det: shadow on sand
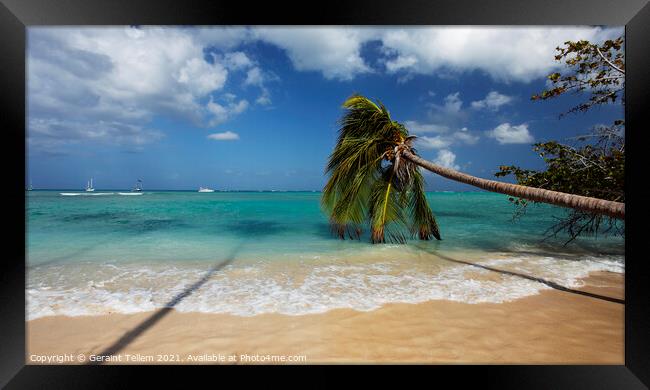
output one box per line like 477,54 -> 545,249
87,243 -> 244,364
414,245 -> 624,305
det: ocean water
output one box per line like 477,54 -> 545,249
26,191 -> 624,319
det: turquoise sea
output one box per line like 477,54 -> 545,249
26,191 -> 624,319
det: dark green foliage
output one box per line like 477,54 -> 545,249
498,36 -> 625,243
496,123 -> 625,243
531,37 -> 624,116
322,95 -> 440,244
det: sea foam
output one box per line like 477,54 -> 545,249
27,253 -> 624,320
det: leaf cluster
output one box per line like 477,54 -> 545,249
322,95 -> 440,243
531,36 -> 624,116
496,122 -> 625,243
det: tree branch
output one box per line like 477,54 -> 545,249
596,46 -> 625,74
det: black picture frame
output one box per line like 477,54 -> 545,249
2,0 -> 648,387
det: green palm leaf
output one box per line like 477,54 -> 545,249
322,94 -> 442,244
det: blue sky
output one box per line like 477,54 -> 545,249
27,26 -> 624,191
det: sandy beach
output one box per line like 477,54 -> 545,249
27,271 -> 623,364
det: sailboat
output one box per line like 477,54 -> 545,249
62,178 -> 112,196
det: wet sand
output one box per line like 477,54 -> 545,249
27,271 -> 624,364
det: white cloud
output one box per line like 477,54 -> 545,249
416,136 -> 453,150
413,126 -> 479,150
423,92 -> 469,126
404,120 -> 449,134
192,27 -> 254,50
488,123 -> 534,144
186,26 -> 622,83
441,92 -> 462,113
27,26 -> 622,155
433,149 -> 460,170
175,57 -> 228,96
206,98 -> 249,126
253,27 -> 373,80
471,91 -> 514,110
240,66 -> 279,105
454,127 -> 480,144
28,118 -> 164,150
207,131 -> 240,141
28,26 -> 255,153
244,67 -> 264,86
378,26 -> 621,82
200,26 -> 619,83
220,51 -> 254,70
255,89 -> 272,106
385,54 -> 418,72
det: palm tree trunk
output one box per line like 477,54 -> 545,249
402,150 -> 625,220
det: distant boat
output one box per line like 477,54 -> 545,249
85,178 -> 95,192
198,186 -> 215,193
132,179 -> 143,192
27,180 -> 33,191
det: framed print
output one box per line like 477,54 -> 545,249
1,0 -> 648,387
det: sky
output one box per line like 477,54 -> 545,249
26,26 -> 624,191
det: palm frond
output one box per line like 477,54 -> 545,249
408,168 -> 441,240
322,94 -> 442,243
368,165 -> 408,243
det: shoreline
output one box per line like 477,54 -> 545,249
27,271 -> 624,364
27,248 -> 624,320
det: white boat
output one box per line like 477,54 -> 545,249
118,192 -> 143,196
132,179 -> 143,192
85,178 -> 95,192
198,186 -> 215,193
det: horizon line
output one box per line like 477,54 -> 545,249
25,188 -> 489,193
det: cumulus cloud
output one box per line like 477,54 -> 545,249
470,91 -> 514,110
189,26 -> 622,83
27,25 -> 621,155
253,27 -> 373,80
207,131 -> 240,141
28,26 -> 254,153
408,92 -> 480,151
441,92 -> 463,112
243,66 -> 278,105
206,98 -> 249,126
414,127 -> 479,150
433,149 -> 460,170
404,120 -> 449,134
255,89 -> 272,106
416,136 -> 453,150
28,118 -> 164,150
219,51 -> 254,70
488,123 -> 534,144
422,92 -> 470,127
407,92 -> 479,150
454,127 -> 480,144
378,26 -> 621,82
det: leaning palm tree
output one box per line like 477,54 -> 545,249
322,95 -> 625,244
322,95 -> 440,243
